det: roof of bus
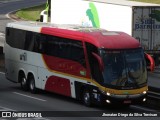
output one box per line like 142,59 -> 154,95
7,21 -> 140,49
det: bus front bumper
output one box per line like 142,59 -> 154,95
100,93 -> 147,105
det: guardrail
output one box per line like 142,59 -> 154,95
148,87 -> 160,100
148,91 -> 160,100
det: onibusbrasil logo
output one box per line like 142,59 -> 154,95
86,2 -> 100,28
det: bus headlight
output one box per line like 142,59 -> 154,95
143,91 -> 147,94
106,92 -> 111,96
106,100 -> 111,104
143,98 -> 146,102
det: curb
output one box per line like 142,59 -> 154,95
6,11 -> 27,22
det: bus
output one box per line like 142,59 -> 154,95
4,21 -> 149,106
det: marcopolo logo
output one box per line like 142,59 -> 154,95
135,10 -> 160,30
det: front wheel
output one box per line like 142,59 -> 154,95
29,77 -> 37,94
82,90 -> 92,107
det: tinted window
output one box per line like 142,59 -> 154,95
6,27 -> 26,49
44,35 -> 86,67
6,27 -> 86,67
24,31 -> 34,51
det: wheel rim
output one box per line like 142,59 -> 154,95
84,92 -> 90,105
30,80 -> 34,90
21,78 -> 26,85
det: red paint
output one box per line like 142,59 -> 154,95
41,27 -> 140,49
42,54 -> 89,78
92,52 -> 104,71
84,32 -> 140,49
83,42 -> 92,79
145,53 -> 155,72
45,76 -> 71,97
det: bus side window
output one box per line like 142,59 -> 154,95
6,28 -> 10,36
32,33 -> 39,52
45,35 -> 86,67
70,42 -> 86,67
86,42 -> 103,83
6,27 -> 12,46
24,31 -> 34,51
6,28 -> 26,49
33,34 -> 47,53
15,29 -> 26,49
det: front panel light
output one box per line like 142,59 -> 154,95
143,91 -> 147,94
106,92 -> 111,96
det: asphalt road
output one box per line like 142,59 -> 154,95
148,73 -> 160,88
0,0 -> 160,120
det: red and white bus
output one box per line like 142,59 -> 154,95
4,21 -> 149,106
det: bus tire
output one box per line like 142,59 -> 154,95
19,73 -> 28,91
82,90 -> 92,107
29,76 -> 37,94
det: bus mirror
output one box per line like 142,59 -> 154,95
145,53 -> 155,72
92,52 -> 104,71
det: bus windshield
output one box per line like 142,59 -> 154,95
100,48 -> 147,89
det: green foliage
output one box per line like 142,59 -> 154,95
16,4 -> 45,21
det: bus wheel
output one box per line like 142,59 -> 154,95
82,90 -> 92,107
20,75 -> 28,91
29,77 -> 37,94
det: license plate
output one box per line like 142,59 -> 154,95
124,100 -> 131,104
